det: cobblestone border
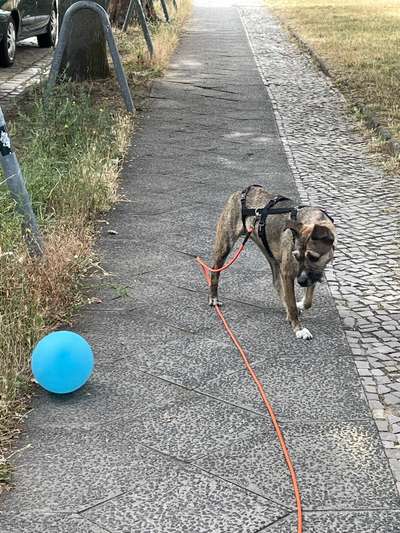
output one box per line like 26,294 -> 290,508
239,6 -> 400,496
0,48 -> 51,109
281,19 -> 400,158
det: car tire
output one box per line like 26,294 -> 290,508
37,7 -> 57,48
0,18 -> 16,67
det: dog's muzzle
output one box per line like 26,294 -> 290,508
297,270 -> 322,287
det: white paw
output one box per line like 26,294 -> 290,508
296,299 -> 305,313
208,297 -> 222,307
296,327 -> 313,340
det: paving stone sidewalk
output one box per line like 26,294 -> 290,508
0,40 -> 51,106
1,1 -> 400,531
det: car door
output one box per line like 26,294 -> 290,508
18,0 -> 38,38
34,0 -> 53,33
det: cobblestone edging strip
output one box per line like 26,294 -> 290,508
239,6 -> 400,494
0,43 -> 51,106
284,25 -> 400,158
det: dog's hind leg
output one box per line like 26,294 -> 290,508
209,194 -> 243,306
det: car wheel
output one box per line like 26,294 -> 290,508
37,7 -> 57,48
0,18 -> 16,67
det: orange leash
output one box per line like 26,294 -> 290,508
196,233 -> 303,533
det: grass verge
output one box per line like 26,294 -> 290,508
0,0 -> 191,492
266,0 -> 400,167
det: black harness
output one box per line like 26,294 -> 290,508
240,184 -> 334,258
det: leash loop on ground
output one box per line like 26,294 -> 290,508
196,238 -> 303,533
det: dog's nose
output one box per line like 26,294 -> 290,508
297,271 -> 314,287
297,277 -> 310,288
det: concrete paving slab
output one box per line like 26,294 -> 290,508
79,275 -> 360,361
2,424 -> 184,513
76,310 -> 193,366
98,205 -> 216,253
134,335 -> 257,388
195,419 -> 399,510
135,242 -> 338,309
197,294 -> 351,359
260,510 -> 400,533
91,238 -> 194,281
90,283 -> 219,333
197,354 -> 369,421
27,365 -> 191,430
0,513 -> 108,533
125,393 -> 277,462
83,466 -> 289,533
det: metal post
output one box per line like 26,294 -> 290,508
159,0 -> 170,22
48,1 -> 135,113
0,108 -> 43,257
123,0 -> 154,58
122,0 -> 136,31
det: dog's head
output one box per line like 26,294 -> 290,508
287,218 -> 336,288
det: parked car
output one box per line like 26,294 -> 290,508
0,0 -> 58,67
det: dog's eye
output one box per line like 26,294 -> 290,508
307,253 -> 320,263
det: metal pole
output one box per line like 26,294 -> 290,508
103,23 -> 134,113
122,0 -> 136,31
0,108 -> 43,257
123,0 -> 154,58
48,1 -> 135,113
172,0 -> 177,10
159,0 -> 170,22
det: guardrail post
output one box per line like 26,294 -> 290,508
48,1 -> 135,113
122,0 -> 136,31
159,0 -> 170,22
0,108 -> 43,257
123,0 -> 154,58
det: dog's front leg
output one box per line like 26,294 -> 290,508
297,285 -> 315,313
282,275 -> 313,340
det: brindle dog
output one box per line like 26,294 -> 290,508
209,186 -> 336,340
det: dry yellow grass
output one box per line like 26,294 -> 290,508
267,0 -> 400,146
116,0 -> 192,78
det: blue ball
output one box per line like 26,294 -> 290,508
31,331 -> 94,394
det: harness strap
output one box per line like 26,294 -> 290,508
241,184 -> 263,231
240,185 -> 335,258
241,185 -> 292,258
257,197 -> 292,257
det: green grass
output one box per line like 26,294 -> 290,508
267,0 -> 400,163
0,0 -> 192,490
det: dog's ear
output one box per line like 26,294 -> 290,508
311,224 -> 335,245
